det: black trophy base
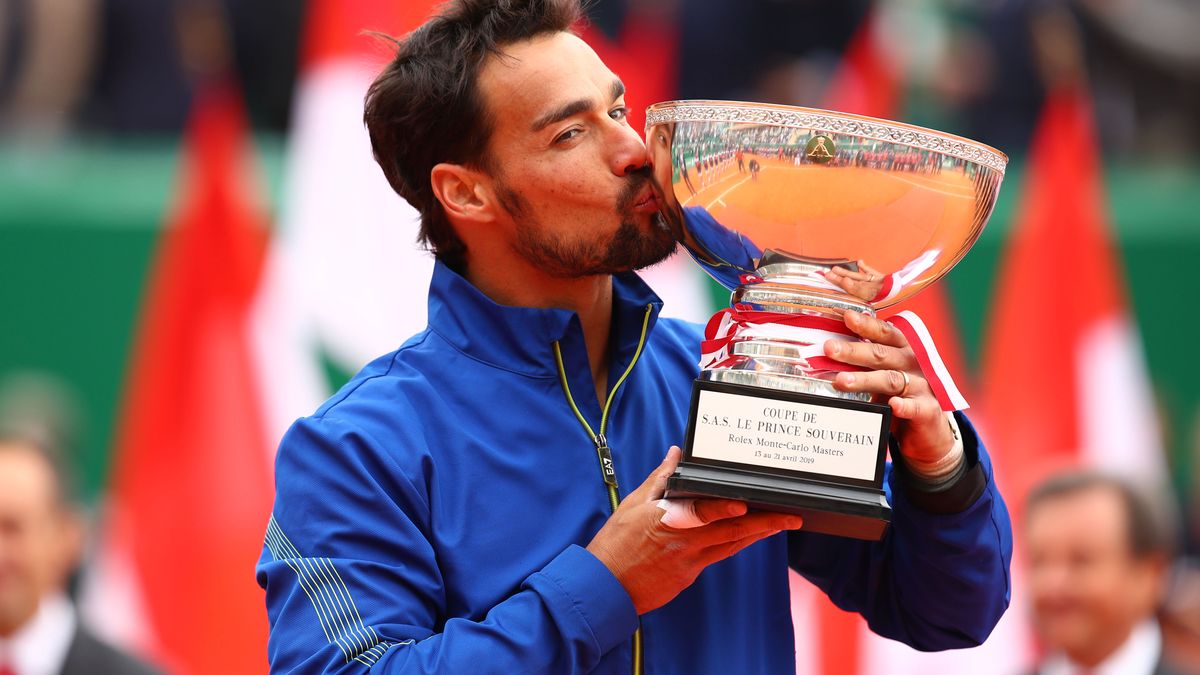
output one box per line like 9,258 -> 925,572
666,462 -> 892,541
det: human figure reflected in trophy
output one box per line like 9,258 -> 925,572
646,101 -> 1006,540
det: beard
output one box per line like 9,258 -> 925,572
498,168 -> 677,278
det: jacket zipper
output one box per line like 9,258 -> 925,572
552,303 -> 654,675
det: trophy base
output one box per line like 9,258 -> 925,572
666,463 -> 891,540
673,378 -> 893,541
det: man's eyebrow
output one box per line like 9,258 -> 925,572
611,78 -> 625,101
529,78 -> 627,133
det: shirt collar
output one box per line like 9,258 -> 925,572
0,593 -> 76,675
1040,619 -> 1162,675
425,261 -> 664,376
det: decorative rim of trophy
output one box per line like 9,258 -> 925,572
646,99 -> 1008,175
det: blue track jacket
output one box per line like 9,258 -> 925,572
257,262 -> 1013,674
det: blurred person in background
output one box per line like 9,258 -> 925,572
0,0 -> 99,136
0,434 -> 161,675
1023,471 -> 1188,675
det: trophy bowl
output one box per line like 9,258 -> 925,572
646,100 -> 1007,539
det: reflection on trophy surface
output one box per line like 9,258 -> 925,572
647,100 -> 1007,539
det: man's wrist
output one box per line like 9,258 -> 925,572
893,412 -> 987,515
903,412 -> 965,487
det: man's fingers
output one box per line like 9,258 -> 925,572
842,310 -> 909,349
699,528 -> 783,567
889,392 -> 943,423
825,272 -> 870,297
657,498 -> 747,529
634,446 -> 682,502
701,511 -> 803,545
689,498 -> 748,525
832,369 -> 929,399
857,259 -> 883,277
828,266 -> 869,281
825,335 -> 917,373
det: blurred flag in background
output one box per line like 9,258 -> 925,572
82,83 -> 273,674
982,84 -> 1166,518
250,0 -> 439,450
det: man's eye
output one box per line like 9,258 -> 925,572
610,107 -> 630,121
555,128 -> 582,144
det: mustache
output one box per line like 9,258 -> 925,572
616,165 -> 654,211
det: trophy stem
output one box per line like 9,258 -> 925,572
731,283 -> 873,320
701,281 -> 875,403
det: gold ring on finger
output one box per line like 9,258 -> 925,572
898,370 -> 910,397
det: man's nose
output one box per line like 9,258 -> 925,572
1032,561 -> 1071,596
610,120 -> 650,176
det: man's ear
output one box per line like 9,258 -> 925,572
430,163 -> 495,225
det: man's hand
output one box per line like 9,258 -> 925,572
823,310 -> 960,477
824,259 -> 886,302
586,447 -> 803,615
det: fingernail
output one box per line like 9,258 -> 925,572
842,373 -> 856,385
828,342 -> 841,355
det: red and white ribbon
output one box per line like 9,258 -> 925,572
699,307 -> 969,412
887,310 -> 969,411
870,251 -> 939,305
700,308 -> 869,375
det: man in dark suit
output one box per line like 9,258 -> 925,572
1024,471 -> 1187,675
0,436 -> 161,675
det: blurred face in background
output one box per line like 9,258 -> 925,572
0,443 -> 82,636
1025,486 -> 1165,667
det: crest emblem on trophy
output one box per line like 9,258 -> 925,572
805,134 -> 836,163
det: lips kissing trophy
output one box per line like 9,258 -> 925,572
645,101 -> 1006,540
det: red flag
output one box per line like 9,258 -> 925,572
822,12 -> 898,119
301,0 -> 420,68
96,84 -> 273,674
981,86 -> 1163,518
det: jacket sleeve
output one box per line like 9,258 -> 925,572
256,415 -> 638,674
786,413 -> 1013,651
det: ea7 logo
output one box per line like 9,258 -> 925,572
602,457 -> 615,477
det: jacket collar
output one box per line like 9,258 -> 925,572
425,261 -> 664,377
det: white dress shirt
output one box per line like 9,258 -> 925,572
0,594 -> 76,675
1041,619 -> 1163,675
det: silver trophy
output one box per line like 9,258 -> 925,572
646,101 -> 1006,540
